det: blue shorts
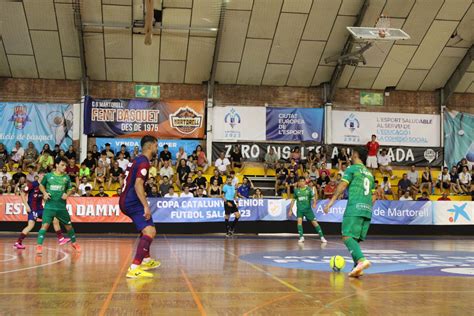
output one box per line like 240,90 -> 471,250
28,210 -> 43,222
121,206 -> 154,232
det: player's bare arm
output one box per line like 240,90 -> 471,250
39,183 -> 51,201
20,191 -> 31,213
324,181 -> 348,213
135,177 -> 151,219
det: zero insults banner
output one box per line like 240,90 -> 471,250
327,144 -> 444,167
95,138 -> 201,162
212,106 -> 266,141
83,96 -> 205,138
331,110 -> 441,147
0,102 -> 73,151
0,196 -> 471,225
266,107 -> 324,142
212,142 -> 325,162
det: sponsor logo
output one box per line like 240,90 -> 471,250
343,113 -> 360,133
267,200 -> 282,217
9,106 -> 30,130
423,148 -> 436,163
169,107 -> 203,135
224,108 -> 241,129
447,203 -> 470,223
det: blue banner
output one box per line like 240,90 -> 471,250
0,102 -> 73,152
147,198 -> 456,224
96,138 -> 201,162
266,107 -> 324,142
444,111 -> 474,168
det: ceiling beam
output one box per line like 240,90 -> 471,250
439,45 -> 473,106
207,0 -> 227,105
325,0 -> 370,103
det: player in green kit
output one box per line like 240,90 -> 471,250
324,148 -> 375,277
36,157 -> 81,255
289,177 -> 327,243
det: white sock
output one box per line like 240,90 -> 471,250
130,264 -> 139,270
142,257 -> 151,263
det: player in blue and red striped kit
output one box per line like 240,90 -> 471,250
119,135 -> 161,278
13,174 -> 69,249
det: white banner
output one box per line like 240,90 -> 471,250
433,202 -> 473,225
331,110 -> 441,147
213,106 -> 266,141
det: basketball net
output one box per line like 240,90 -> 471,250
376,14 -> 390,38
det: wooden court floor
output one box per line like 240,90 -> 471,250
1,234 -> 474,315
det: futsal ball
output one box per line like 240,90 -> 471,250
330,255 -> 346,272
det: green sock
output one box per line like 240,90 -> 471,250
67,228 -> 77,243
297,224 -> 303,238
314,225 -> 324,238
344,237 -> 365,264
37,229 -> 46,245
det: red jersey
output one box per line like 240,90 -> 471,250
119,155 -> 150,210
366,141 -> 380,156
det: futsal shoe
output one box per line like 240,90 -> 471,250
71,243 -> 81,252
13,242 -> 25,249
36,245 -> 43,255
298,237 -> 305,243
348,260 -> 371,278
58,237 -> 71,246
141,259 -> 161,271
126,267 -> 154,279
320,237 -> 328,243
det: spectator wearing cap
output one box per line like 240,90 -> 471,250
264,147 -> 278,177
101,143 -> 115,160
115,144 -> 131,160
9,141 -> 25,171
195,145 -> 209,173
65,145 -> 77,160
159,145 -> 172,169
22,142 -> 38,170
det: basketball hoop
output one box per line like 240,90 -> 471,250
376,14 -> 390,39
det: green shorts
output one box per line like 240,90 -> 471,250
342,216 -> 371,241
42,208 -> 72,226
297,208 -> 315,221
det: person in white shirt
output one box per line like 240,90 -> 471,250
164,187 -> 179,198
407,165 -> 420,193
159,160 -> 174,180
377,149 -> 395,179
78,176 -> 93,195
381,176 -> 393,195
458,166 -> 472,194
399,191 -> 413,201
215,152 -> 231,175
117,152 -> 130,172
175,147 -> 188,166
436,167 -> 451,193
9,141 -> 25,170
180,185 -> 194,198
0,167 -> 12,185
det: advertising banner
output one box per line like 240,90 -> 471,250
83,96 -> 205,138
444,110 -> 474,169
0,102 -> 73,151
95,138 -> 201,162
331,110 -> 441,147
0,196 -> 471,225
212,142 -> 324,162
266,107 -> 324,142
212,106 -> 266,141
327,144 -> 444,167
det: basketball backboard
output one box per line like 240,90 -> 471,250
347,27 -> 411,41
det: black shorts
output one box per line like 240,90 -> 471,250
224,200 -> 238,215
436,182 -> 449,189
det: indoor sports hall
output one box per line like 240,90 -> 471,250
0,0 -> 473,315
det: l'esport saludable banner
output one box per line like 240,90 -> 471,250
83,96 -> 205,138
0,196 -> 472,225
0,102 -> 73,151
331,110 -> 441,147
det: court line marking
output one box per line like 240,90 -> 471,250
98,244 -> 133,316
164,235 -> 207,316
0,247 -> 68,275
0,254 -> 18,263
243,293 -> 296,316
221,246 -> 303,293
